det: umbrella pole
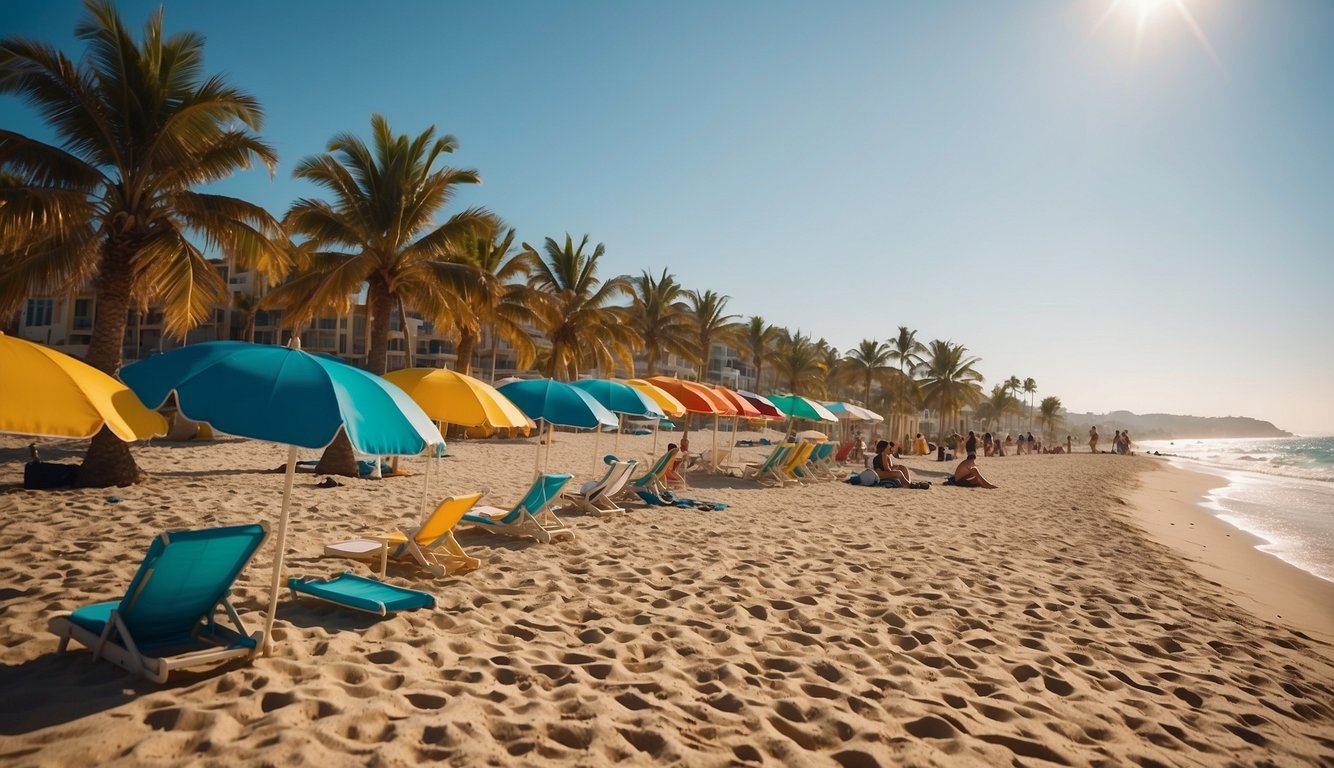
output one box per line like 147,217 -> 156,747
544,422 -> 554,475
712,415 -> 719,472
533,420 -> 543,479
651,422 -> 659,460
263,444 -> 298,656
614,414 -> 623,455
593,425 -> 601,478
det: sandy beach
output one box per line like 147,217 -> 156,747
1,431 -> 1332,766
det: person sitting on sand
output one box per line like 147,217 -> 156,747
953,452 -> 998,488
872,440 -> 912,486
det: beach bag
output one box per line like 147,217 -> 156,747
857,469 -> 879,486
24,461 -> 79,489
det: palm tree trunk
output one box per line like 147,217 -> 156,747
488,325 -> 500,383
78,237 -> 145,487
456,329 -> 477,377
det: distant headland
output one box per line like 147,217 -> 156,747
1063,411 -> 1292,440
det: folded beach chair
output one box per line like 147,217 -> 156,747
48,523 -> 268,683
288,572 -> 435,616
463,473 -> 574,543
625,447 -> 680,498
567,459 -> 638,516
742,444 -> 794,486
323,493 -> 484,577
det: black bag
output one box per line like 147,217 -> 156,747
24,461 -> 79,489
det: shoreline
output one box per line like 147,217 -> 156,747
1122,459 -> 1334,646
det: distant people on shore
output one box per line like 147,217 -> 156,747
952,451 -> 998,489
1016,432 -> 1026,455
1026,432 -> 1038,453
872,440 -> 913,486
912,433 -> 930,456
1004,434 -> 1015,454
1089,426 -> 1099,453
966,431 -> 978,456
1112,430 -> 1133,455
851,431 -> 866,463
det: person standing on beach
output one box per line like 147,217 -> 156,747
1089,426 -> 1099,453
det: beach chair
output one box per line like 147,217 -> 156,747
809,443 -> 838,479
742,444 -> 794,486
625,447 -> 680,498
48,523 -> 268,683
782,442 -> 818,484
288,572 -> 435,616
662,452 -> 690,491
463,473 -> 574,543
567,459 -> 638,516
833,443 -> 853,464
323,493 -> 484,577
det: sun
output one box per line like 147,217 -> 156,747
1093,0 -> 1221,65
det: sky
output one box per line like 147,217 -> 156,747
4,1 -> 1333,434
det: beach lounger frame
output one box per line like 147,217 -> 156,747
742,444 -> 795,486
324,493 -> 484,577
463,473 -> 575,543
567,459 -> 638,516
623,447 -> 680,498
48,523 -> 269,684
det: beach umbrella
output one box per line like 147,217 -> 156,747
796,430 -> 830,442
625,379 -> 688,458
736,390 -> 787,420
767,394 -> 838,440
497,379 -> 618,475
646,377 -> 735,472
708,386 -> 764,465
120,340 -> 440,654
571,379 -> 666,471
0,331 -> 167,441
824,401 -> 885,442
382,367 -> 535,508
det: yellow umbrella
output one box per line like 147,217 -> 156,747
625,379 -> 687,418
626,379 -> 688,458
383,368 -> 534,431
0,331 -> 166,440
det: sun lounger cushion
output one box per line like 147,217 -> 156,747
289,572 -> 435,615
636,490 -> 728,511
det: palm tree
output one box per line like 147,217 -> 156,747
0,1 -> 287,486
1022,377 -> 1037,431
438,225 -> 535,378
918,340 -> 984,442
1039,395 -> 1064,443
813,339 -> 844,400
739,316 -> 778,392
684,289 -> 740,383
874,368 -> 920,443
1003,375 -> 1022,433
977,384 -> 1015,433
841,339 -> 894,406
232,293 -> 260,343
626,269 -> 692,376
266,114 -> 490,376
523,234 -> 637,380
770,329 -> 823,395
888,326 -> 926,378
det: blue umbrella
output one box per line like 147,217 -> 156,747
498,379 -> 618,475
121,340 -> 440,653
570,379 -> 666,473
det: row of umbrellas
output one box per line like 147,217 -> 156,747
0,333 -> 891,652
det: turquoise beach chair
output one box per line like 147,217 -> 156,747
288,572 -> 435,616
463,473 -> 574,543
48,523 -> 269,683
742,444 -> 794,486
626,447 -> 680,497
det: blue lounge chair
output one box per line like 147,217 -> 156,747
626,447 -> 680,497
567,459 -> 638,516
463,473 -> 574,543
288,572 -> 435,616
48,523 -> 269,683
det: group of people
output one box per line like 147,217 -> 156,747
1087,427 -> 1134,455
865,433 -> 997,489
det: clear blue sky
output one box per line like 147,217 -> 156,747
5,1 -> 1332,433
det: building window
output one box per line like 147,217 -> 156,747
24,298 -> 53,327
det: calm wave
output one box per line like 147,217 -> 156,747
1139,437 -> 1334,583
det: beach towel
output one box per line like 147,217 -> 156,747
635,490 -> 728,512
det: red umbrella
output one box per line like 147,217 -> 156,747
736,390 -> 787,419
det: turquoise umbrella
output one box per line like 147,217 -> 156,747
121,340 -> 440,654
767,393 -> 838,440
498,379 -> 618,475
571,379 -> 666,471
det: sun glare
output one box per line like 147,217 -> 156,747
1092,0 -> 1222,67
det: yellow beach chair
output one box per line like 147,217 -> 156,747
324,493 -> 484,577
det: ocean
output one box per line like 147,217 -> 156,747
1137,436 -> 1334,583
